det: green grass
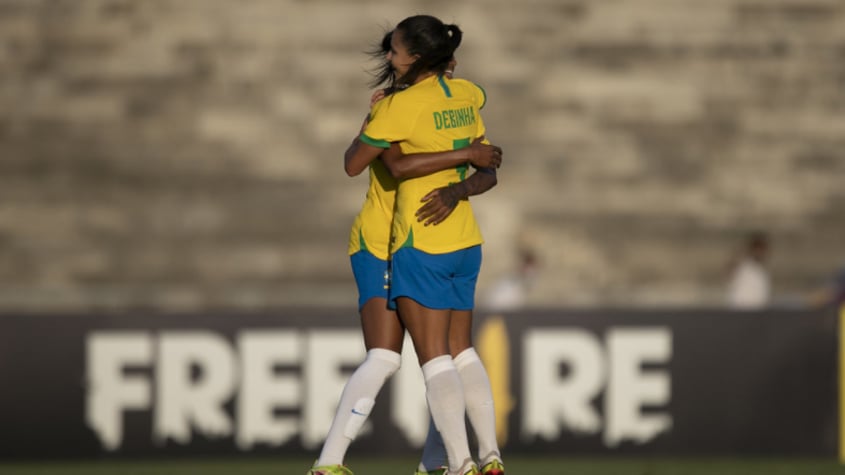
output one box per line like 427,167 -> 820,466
1,456 -> 844,475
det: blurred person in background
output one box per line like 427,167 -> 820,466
482,247 -> 538,313
726,231 -> 771,310
309,21 -> 504,475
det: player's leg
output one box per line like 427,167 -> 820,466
309,253 -> 404,474
398,297 -> 476,475
415,414 -> 447,474
451,246 -> 504,475
451,313 -> 501,467
314,300 -> 403,466
392,247 -> 477,475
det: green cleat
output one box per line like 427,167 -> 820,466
480,459 -> 504,475
466,465 -> 482,475
306,464 -> 354,475
456,462 -> 481,475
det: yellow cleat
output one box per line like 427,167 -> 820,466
306,464 -> 354,475
480,458 -> 504,475
456,462 -> 480,475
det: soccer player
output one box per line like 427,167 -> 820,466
306,29 -> 503,475
342,15 -> 504,475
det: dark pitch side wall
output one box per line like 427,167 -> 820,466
0,307 -> 838,460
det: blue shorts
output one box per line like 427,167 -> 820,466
350,250 -> 390,309
389,245 -> 482,311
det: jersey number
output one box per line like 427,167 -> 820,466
453,137 -> 470,181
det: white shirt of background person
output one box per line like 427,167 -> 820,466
726,258 -> 771,310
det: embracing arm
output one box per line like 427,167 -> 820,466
380,137 -> 502,179
344,115 -> 387,177
380,137 -> 502,225
461,166 -> 498,197
415,166 -> 498,226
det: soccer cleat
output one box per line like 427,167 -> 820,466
306,464 -> 354,475
480,459 -> 504,475
464,465 -> 481,475
453,462 -> 481,475
414,467 -> 446,475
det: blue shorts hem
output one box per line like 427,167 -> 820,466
389,246 -> 480,310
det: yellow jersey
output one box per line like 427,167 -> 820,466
360,75 -> 488,255
347,158 -> 396,260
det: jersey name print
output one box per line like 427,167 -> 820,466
433,106 -> 475,130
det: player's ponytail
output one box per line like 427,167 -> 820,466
445,24 -> 462,56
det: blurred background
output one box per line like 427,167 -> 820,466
2,2 -> 845,472
1,0 -> 844,312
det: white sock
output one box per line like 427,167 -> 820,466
317,348 -> 400,466
417,414 -> 447,472
422,355 -> 472,474
454,348 -> 500,463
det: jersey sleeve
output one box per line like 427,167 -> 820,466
471,82 -> 487,110
361,96 -> 420,146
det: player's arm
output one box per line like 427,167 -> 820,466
380,137 -> 502,179
344,114 -> 388,177
415,166 -> 497,226
344,87 -> 403,176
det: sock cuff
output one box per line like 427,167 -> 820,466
453,347 -> 481,370
367,348 -> 401,368
421,355 -> 455,381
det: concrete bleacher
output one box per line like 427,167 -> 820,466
1,0 -> 843,311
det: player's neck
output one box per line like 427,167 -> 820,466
413,71 -> 436,84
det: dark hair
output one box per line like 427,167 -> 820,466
748,231 -> 769,250
367,30 -> 395,90
368,15 -> 462,90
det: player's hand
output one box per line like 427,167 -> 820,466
467,137 -> 503,169
416,185 -> 463,226
370,89 -> 387,108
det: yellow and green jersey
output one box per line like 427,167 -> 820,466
347,158 -> 396,260
360,75 -> 488,255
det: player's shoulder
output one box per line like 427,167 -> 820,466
449,77 -> 482,88
372,89 -> 422,117
448,77 -> 482,89
370,95 -> 389,115
449,78 -> 487,108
